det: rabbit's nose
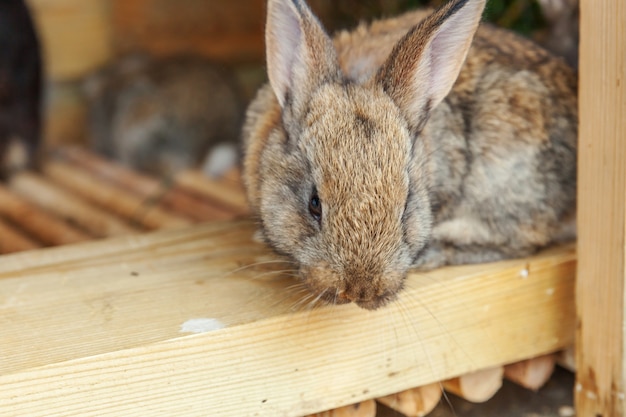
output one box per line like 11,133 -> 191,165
344,290 -> 393,310
337,290 -> 351,301
339,285 -> 376,303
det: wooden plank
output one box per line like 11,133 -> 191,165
0,184 -> 90,246
504,354 -> 556,391
0,217 -> 41,254
306,400 -> 376,417
175,169 -> 250,215
0,220 -> 575,416
110,0 -> 265,63
42,161 -> 191,230
443,366 -> 504,403
9,172 -> 140,238
56,147 -> 236,222
576,0 -> 626,415
26,0 -> 112,80
377,383 -> 441,417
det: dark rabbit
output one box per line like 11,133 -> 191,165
83,54 -> 244,177
242,0 -> 577,310
0,0 -> 42,176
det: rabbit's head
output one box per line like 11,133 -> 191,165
255,0 -> 485,309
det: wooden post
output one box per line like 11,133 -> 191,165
576,0 -> 626,415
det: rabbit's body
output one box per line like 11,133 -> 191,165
335,10 -> 578,267
84,55 -> 244,177
243,0 -> 577,309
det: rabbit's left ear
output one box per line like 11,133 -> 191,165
265,0 -> 340,115
376,0 -> 485,132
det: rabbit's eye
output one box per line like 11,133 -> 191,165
309,192 -> 322,223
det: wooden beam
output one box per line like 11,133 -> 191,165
0,221 -> 575,416
576,0 -> 626,415
110,0 -> 265,63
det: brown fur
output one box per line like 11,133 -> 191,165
84,54 -> 244,177
243,0 -> 577,310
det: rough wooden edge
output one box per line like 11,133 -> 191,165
0,221 -> 575,416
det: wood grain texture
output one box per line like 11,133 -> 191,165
175,169 -> 250,215
377,383 -> 441,416
110,0 -> 265,63
0,216 -> 41,253
56,147 -> 237,222
0,220 -> 575,416
576,0 -> 626,415
306,400 -> 376,417
0,184 -> 90,246
9,171 -> 139,238
42,161 -> 191,230
443,366 -> 504,403
504,354 -> 556,391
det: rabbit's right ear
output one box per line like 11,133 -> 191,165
376,0 -> 485,133
266,0 -> 340,115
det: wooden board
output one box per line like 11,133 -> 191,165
110,0 -> 266,63
26,0 -> 112,81
576,0 -> 626,415
0,221 -> 576,416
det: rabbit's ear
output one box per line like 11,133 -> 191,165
266,0 -> 340,112
376,0 -> 485,132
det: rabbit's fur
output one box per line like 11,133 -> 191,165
84,54 -> 244,177
242,0 -> 577,310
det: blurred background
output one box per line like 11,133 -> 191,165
23,0 -> 577,160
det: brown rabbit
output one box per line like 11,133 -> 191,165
242,0 -> 577,310
83,54 -> 244,177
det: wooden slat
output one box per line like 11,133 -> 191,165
504,354 -> 556,391
0,221 -> 575,416
0,216 -> 41,254
110,0 -> 265,63
576,0 -> 626,415
0,184 -> 90,246
175,169 -> 250,215
443,366 -> 504,403
56,147 -> 235,222
306,400 -> 376,417
42,161 -> 191,230
9,172 -> 140,238
377,383 -> 442,416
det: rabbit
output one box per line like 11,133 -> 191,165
242,0 -> 578,310
83,54 -> 244,177
0,0 -> 42,177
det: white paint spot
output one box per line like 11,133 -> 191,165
575,383 -> 582,392
180,318 -> 226,334
586,391 -> 598,400
546,288 -> 555,296
519,268 -> 529,278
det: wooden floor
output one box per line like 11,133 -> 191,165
0,148 -> 577,416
